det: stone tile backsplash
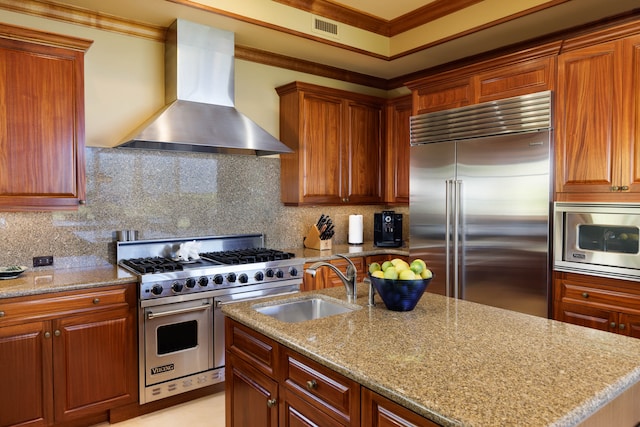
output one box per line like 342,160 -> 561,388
0,148 -> 408,268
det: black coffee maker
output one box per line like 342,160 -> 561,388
374,211 -> 403,247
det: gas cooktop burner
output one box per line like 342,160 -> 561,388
121,257 -> 187,274
200,248 -> 295,265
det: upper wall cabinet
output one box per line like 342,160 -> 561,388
277,82 -> 384,206
406,43 -> 559,116
0,23 -> 92,211
555,22 -> 640,201
384,95 -> 411,205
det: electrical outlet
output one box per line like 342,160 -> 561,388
33,256 -> 54,267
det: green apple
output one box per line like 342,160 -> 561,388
409,260 -> 424,274
420,268 -> 433,279
381,261 -> 393,272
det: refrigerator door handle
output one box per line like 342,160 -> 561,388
445,179 -> 452,298
454,179 -> 462,300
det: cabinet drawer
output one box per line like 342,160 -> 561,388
281,348 -> 359,424
225,317 -> 279,378
0,285 -> 132,325
559,281 -> 640,312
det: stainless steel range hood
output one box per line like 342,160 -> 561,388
118,19 -> 292,156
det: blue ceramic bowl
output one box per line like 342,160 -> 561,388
369,274 -> 432,311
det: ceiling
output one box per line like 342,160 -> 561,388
5,0 -> 640,83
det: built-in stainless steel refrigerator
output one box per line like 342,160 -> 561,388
409,91 -> 552,317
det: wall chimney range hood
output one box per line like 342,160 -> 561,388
118,19 -> 292,156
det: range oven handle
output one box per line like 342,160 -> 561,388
215,290 -> 299,308
146,302 -> 212,320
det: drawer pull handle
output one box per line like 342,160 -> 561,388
93,298 -> 100,304
581,292 -> 589,298
266,398 -> 277,408
306,379 -> 318,390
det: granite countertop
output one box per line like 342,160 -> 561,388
222,286 -> 640,427
0,265 -> 136,299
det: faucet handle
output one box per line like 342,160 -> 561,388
336,254 -> 357,278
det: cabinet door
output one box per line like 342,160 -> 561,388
555,301 -> 617,332
361,388 -> 441,427
555,41 -> 623,194
53,304 -> 137,422
621,34 -> 640,194
412,77 -> 473,115
476,56 -> 555,103
0,27 -> 88,210
301,93 -> 344,205
384,97 -> 411,205
226,353 -> 279,427
0,321 -> 53,427
344,100 -> 383,204
619,313 -> 640,338
302,261 -> 326,292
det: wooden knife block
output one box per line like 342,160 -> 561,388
303,225 -> 332,251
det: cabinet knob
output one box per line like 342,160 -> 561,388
78,199 -> 86,205
0,311 -> 4,317
611,186 -> 619,191
54,330 -> 61,337
93,298 -> 100,305
610,322 -> 617,329
306,379 -> 318,390
45,331 -> 51,338
581,292 -> 589,298
619,323 -> 626,330
266,398 -> 277,408
621,185 -> 629,191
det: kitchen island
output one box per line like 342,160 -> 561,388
222,286 -> 640,426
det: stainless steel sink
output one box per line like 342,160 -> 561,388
253,296 -> 360,323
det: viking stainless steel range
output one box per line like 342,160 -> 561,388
117,234 -> 303,404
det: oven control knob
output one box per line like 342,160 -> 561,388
171,282 -> 184,293
266,269 -> 274,278
213,274 -> 224,285
289,267 -> 299,277
151,284 -> 164,296
185,278 -> 196,288
238,273 -> 248,284
227,273 -> 237,283
275,269 -> 284,279
198,276 -> 209,287
254,271 -> 264,281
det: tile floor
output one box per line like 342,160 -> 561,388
95,391 -> 225,427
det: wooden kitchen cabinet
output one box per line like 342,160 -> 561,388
276,82 -> 384,206
0,283 -> 138,426
553,272 -> 640,338
0,23 -> 91,211
555,26 -> 640,201
226,317 -> 442,427
406,46 -> 557,116
384,96 -> 411,205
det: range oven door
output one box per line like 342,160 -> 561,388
143,297 -> 213,386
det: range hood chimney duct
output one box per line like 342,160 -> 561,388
117,19 -> 292,156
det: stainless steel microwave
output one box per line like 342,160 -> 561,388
553,202 -> 640,281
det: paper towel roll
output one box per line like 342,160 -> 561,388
348,214 -> 363,245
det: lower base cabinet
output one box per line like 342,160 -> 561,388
0,283 -> 138,427
225,317 -> 441,427
553,272 -> 640,338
